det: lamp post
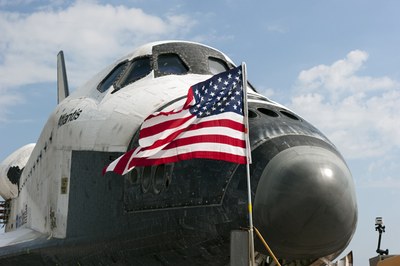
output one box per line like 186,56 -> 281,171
375,217 -> 389,256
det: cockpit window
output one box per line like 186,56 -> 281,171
208,57 -> 229,75
118,57 -> 152,89
157,54 -> 189,75
97,61 -> 128,93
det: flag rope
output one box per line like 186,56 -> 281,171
254,226 -> 282,266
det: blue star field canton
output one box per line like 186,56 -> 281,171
189,66 -> 243,118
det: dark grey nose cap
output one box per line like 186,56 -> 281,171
254,145 -> 357,259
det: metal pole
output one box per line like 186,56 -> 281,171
377,230 -> 382,252
241,62 -> 255,266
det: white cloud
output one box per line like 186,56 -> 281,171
0,1 -> 194,122
0,1 -> 194,89
266,24 -> 286,34
289,50 -> 400,160
297,50 -> 397,101
261,88 -> 276,98
361,176 -> 400,189
0,88 -> 24,122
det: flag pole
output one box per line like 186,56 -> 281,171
241,62 -> 255,266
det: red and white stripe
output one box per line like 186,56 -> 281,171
103,80 -> 247,176
103,111 -> 246,175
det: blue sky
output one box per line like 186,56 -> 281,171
1,0 -> 400,264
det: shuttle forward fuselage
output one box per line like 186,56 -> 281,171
0,41 -> 357,265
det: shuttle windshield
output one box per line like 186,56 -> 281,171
157,54 -> 189,75
97,61 -> 128,93
118,57 -> 151,88
208,57 -> 229,75
98,42 -> 257,93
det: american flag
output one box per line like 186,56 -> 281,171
103,65 -> 248,175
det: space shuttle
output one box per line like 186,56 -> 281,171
0,41 -> 357,265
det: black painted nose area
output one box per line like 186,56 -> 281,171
253,145 -> 357,259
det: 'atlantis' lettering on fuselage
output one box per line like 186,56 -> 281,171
58,109 -> 82,127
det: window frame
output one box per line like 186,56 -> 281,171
97,60 -> 129,93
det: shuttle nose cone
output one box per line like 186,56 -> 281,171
253,146 -> 357,259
